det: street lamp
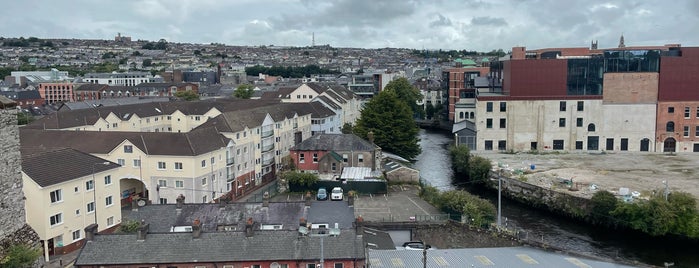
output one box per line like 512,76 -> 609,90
92,162 -> 110,225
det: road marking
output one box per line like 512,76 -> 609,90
565,258 -> 591,268
432,256 -> 449,266
516,254 -> 539,264
474,255 -> 494,265
370,258 -> 383,267
406,196 -> 430,214
390,258 -> 404,267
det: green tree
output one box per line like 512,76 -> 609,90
383,77 -> 423,118
232,84 -> 254,99
174,90 -> 199,101
468,156 -> 491,182
353,90 -> 421,160
449,145 -> 470,177
1,244 -> 41,268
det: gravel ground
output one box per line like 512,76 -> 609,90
474,151 -> 699,200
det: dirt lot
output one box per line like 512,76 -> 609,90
474,151 -> 699,200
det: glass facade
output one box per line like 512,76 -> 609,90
567,57 -> 604,95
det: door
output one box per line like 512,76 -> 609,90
606,138 -> 614,151
640,138 -> 649,152
587,136 -> 599,150
664,138 -> 676,152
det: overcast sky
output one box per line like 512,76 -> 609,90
2,0 -> 698,51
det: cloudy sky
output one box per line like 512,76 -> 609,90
2,0 -> 698,51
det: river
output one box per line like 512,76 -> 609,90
414,129 -> 699,268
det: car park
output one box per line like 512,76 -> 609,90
331,187 -> 344,201
316,187 -> 328,200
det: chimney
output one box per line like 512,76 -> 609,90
137,222 -> 149,241
262,191 -> 270,207
245,218 -> 254,237
192,218 -> 202,239
176,194 -> 185,209
367,131 -> 375,144
84,223 -> 98,241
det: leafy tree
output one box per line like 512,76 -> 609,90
340,123 -> 354,134
353,90 -> 421,160
174,90 -> 199,101
589,190 -> 619,227
383,77 -> 423,119
0,244 -> 41,268
232,84 -> 254,99
449,145 -> 470,177
468,156 -> 491,182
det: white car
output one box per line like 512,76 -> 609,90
331,187 -> 344,201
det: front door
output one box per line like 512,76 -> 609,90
587,136 -> 599,151
664,138 -> 676,152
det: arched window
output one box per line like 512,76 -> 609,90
587,123 -> 596,132
666,121 -> 675,132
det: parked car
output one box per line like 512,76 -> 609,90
403,241 -> 432,250
331,187 -> 344,201
316,187 -> 328,201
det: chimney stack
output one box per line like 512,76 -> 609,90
245,218 -> 255,237
137,221 -> 149,241
84,223 -> 98,241
262,191 -> 270,207
192,218 -> 202,239
176,194 -> 185,209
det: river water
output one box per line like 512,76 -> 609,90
414,129 -> 699,268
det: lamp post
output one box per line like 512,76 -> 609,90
92,162 -> 110,225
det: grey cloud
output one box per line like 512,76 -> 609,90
429,14 -> 452,27
471,16 -> 507,26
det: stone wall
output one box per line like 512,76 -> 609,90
0,109 -> 39,257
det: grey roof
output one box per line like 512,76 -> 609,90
307,201 -> 356,229
290,134 -> 375,152
75,230 -> 364,265
22,148 -> 120,187
123,202 -> 308,232
368,247 -> 636,268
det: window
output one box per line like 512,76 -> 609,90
104,175 -> 112,185
486,102 -> 493,112
684,126 -> 690,137
158,162 -> 166,169
117,159 -> 125,166
50,213 -> 63,226
201,160 -> 206,168
499,102 -> 506,112
124,145 -> 133,153
358,154 -> 364,163
666,121 -> 675,132
50,189 -> 62,204
299,153 -> 305,163
497,140 -> 506,150
202,178 -> 207,186
86,180 -> 94,191
559,101 -> 566,111
577,101 -> 584,111
668,107 -> 674,113
685,107 -> 691,118
87,202 -> 95,213
175,162 -> 183,170
313,153 -> 318,163
486,118 -> 493,128
499,118 -> 506,128
105,196 -> 113,207
553,139 -> 564,150
107,216 -> 114,226
559,118 -> 566,127
575,141 -> 583,150
72,230 -> 81,241
342,154 -> 348,163
133,159 -> 141,167
158,180 -> 167,187
484,140 -> 493,150
587,123 -> 596,132
576,118 -> 583,127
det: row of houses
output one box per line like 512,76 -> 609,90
449,40 -> 699,153
18,83 -> 369,260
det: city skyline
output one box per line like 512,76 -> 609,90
2,0 -> 698,51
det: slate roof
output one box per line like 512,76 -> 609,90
290,134 -> 376,151
20,127 -> 230,156
21,148 -> 120,187
123,202 -> 308,233
75,230 -> 364,265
